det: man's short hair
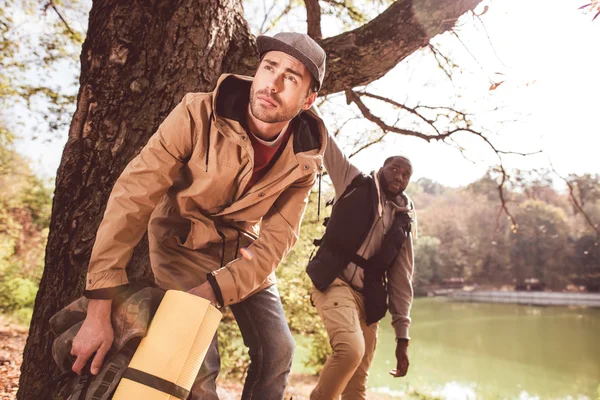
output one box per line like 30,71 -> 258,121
309,76 -> 319,94
384,155 -> 412,167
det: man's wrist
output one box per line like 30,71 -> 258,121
206,273 -> 224,308
87,299 -> 113,319
84,284 -> 128,300
396,338 -> 410,346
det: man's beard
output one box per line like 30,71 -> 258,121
249,88 -> 302,123
380,173 -> 403,198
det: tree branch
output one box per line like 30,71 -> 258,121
356,90 -> 440,132
428,43 -> 457,83
347,90 -> 542,159
345,89 -> 454,141
496,149 -> 543,156
348,133 -> 387,158
322,0 -> 368,23
473,14 -> 508,68
232,0 -> 483,94
495,164 -> 517,232
551,163 -> 600,238
260,0 -> 293,35
333,116 -> 361,137
318,0 -> 483,95
305,0 -> 323,40
451,29 -> 493,84
259,0 -> 278,35
345,89 -> 524,229
44,1 -> 76,37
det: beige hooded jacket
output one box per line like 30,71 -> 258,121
85,74 -> 326,307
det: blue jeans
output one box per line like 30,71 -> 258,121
189,284 -> 295,400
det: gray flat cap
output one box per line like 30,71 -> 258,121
256,32 -> 326,90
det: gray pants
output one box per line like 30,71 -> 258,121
189,284 -> 295,400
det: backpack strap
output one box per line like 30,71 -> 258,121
121,368 -> 190,399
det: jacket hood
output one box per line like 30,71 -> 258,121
211,74 -> 326,157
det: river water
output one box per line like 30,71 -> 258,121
367,297 -> 600,399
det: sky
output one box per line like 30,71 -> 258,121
11,0 -> 600,188
324,0 -> 600,186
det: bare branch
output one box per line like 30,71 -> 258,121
322,0 -> 367,23
412,103 -> 465,112
453,127 -> 543,158
356,91 -> 437,129
348,133 -> 387,158
44,1 -> 76,37
473,14 -> 508,68
495,164 -> 518,232
259,0 -> 278,35
261,0 -> 293,35
451,29 -> 493,84
447,136 -> 478,164
345,89 -> 526,230
496,149 -> 543,156
319,0 -> 482,95
428,44 -> 457,83
333,116 -> 362,137
348,90 -> 541,159
494,204 -> 505,234
315,91 -> 344,107
345,90 -> 454,141
550,163 -> 600,238
305,0 -> 323,40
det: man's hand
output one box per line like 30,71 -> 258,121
389,338 -> 409,377
188,281 -> 217,306
70,299 -> 114,375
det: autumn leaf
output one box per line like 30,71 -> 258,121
489,81 -> 505,91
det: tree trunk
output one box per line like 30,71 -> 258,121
18,1 -> 255,398
18,0 -> 482,398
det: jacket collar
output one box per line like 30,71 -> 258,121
211,73 -> 324,155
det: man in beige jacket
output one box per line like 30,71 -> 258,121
70,32 -> 327,400
307,134 -> 416,400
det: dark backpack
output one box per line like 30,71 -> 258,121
307,173 -> 412,324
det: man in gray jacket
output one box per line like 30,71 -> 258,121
307,133 -> 416,400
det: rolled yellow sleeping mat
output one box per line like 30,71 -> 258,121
113,290 -> 222,400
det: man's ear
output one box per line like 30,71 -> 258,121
302,91 -> 318,111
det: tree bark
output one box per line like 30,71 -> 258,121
18,0 -> 482,398
319,0 -> 481,95
305,0 -> 323,40
18,1 -> 255,398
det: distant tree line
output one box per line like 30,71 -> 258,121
411,172 -> 600,294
